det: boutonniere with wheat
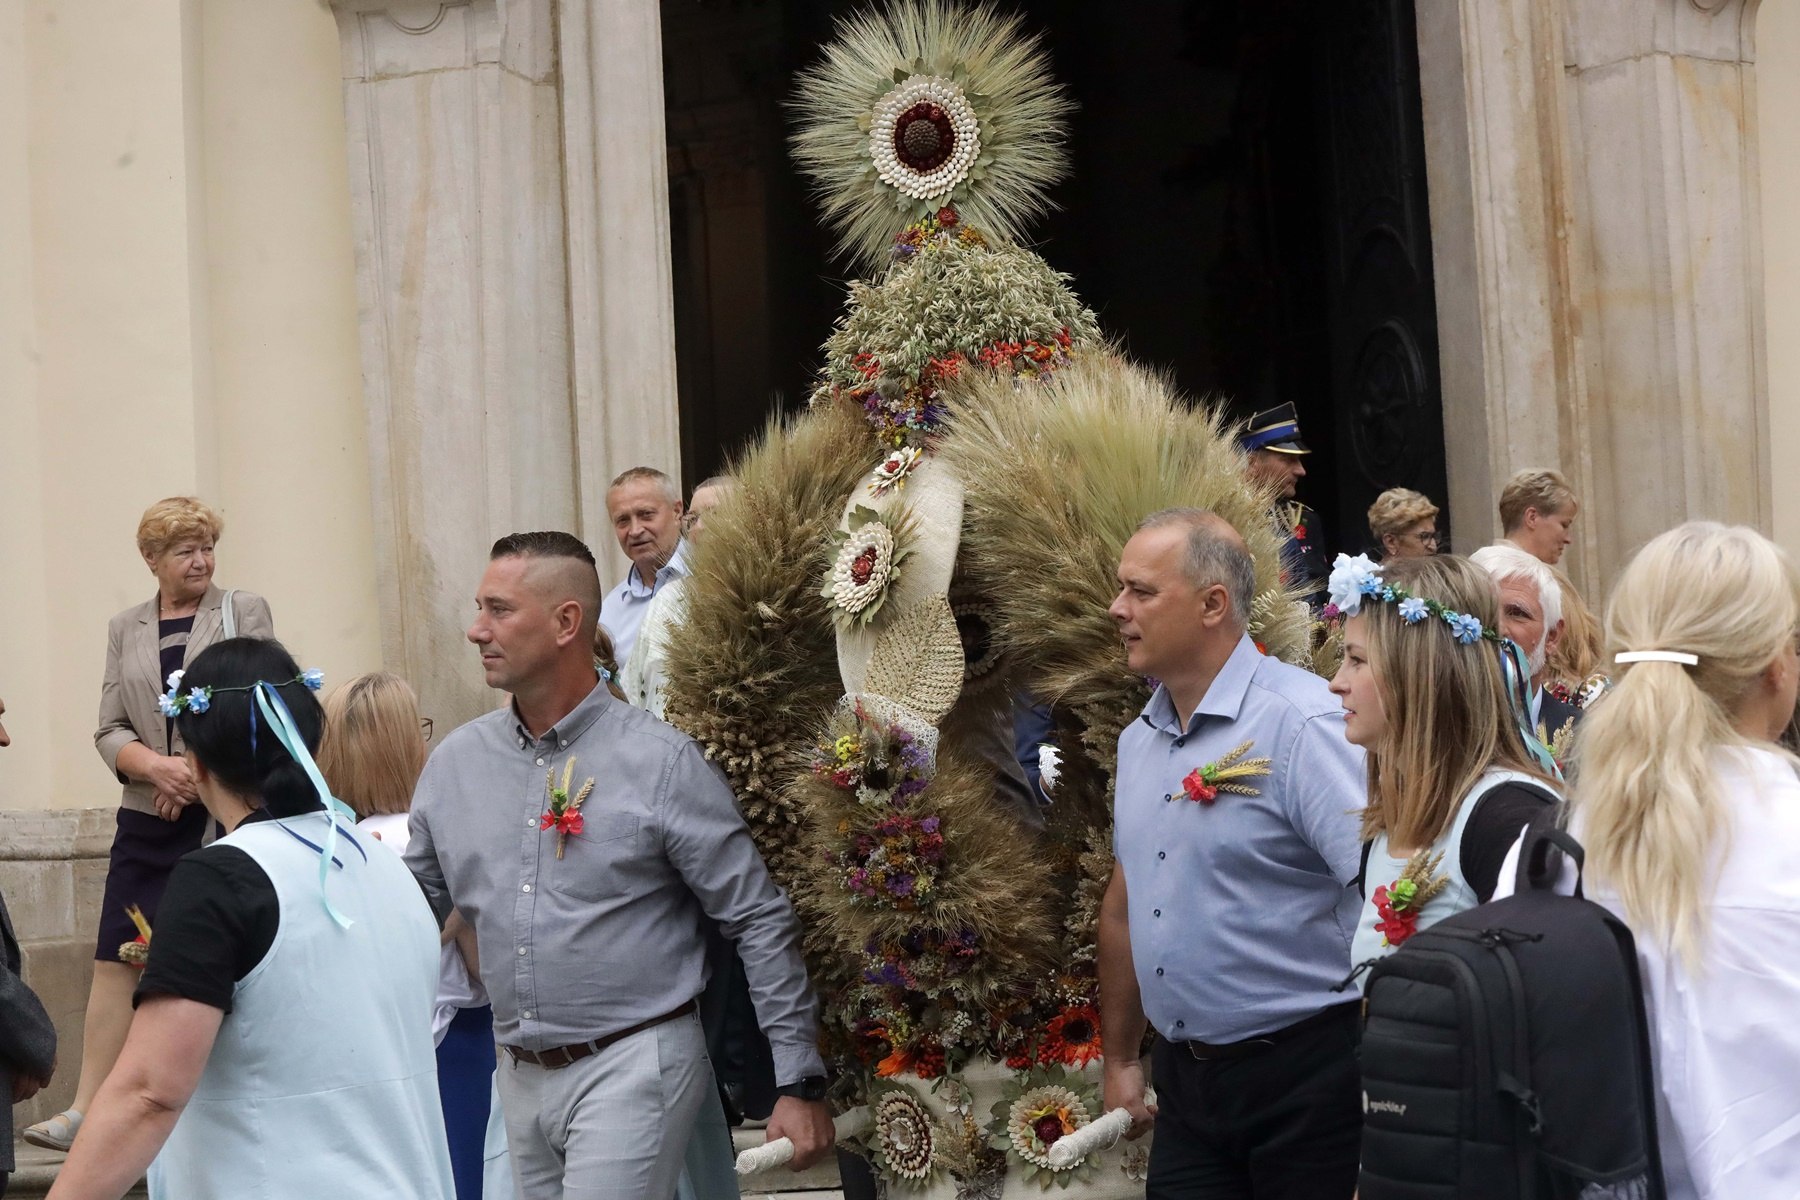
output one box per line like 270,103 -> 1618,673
1178,741 -> 1272,805
540,756 -> 595,859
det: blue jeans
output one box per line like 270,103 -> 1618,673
438,1005 -> 498,1200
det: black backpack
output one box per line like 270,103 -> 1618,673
1353,824 -> 1666,1199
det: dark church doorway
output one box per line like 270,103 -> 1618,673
661,0 -> 1448,556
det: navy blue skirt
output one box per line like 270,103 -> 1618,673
94,804 -> 208,963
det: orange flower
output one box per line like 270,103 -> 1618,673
1041,1004 -> 1103,1067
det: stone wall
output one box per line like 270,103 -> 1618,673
2,808 -> 114,1136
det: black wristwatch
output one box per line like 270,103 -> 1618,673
775,1075 -> 829,1102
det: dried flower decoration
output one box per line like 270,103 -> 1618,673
871,1086 -> 943,1184
989,1067 -> 1101,1186
825,505 -> 917,628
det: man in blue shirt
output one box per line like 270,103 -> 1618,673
599,467 -> 690,664
1099,509 -> 1365,1199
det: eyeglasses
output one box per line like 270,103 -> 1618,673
420,717 -> 435,743
1413,531 -> 1441,548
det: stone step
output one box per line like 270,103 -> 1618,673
10,1139 -> 146,1198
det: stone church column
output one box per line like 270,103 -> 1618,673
1414,0 -> 1592,572
1561,0 -> 1769,582
329,0 -> 577,728
556,0 -> 683,578
1418,0 -> 1769,590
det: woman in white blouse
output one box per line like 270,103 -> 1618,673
1526,522 -> 1800,1198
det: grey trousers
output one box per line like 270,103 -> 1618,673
497,1012 -> 711,1200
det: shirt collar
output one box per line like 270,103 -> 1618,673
620,540 -> 691,600
1140,634 -> 1262,735
513,680 -> 613,752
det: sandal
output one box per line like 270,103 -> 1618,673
22,1108 -> 82,1152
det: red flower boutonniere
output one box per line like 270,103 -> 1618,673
1371,849 -> 1450,947
541,756 -> 595,859
1177,740 -> 1272,806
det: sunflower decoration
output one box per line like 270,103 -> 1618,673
870,1084 -> 946,1186
989,1067 -> 1102,1186
791,0 -> 1074,273
1038,1002 -> 1102,1068
825,504 -> 918,628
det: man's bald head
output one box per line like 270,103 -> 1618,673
1137,508 -> 1255,626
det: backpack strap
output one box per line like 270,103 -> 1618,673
1356,838 -> 1373,900
1514,815 -> 1586,899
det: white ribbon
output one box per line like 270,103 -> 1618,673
1046,1107 -> 1134,1169
734,1106 -> 872,1176
1614,650 -> 1699,666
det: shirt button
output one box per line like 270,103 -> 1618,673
1158,851 -> 1166,860
1174,738 -> 1185,748
522,1010 -> 533,1020
522,884 -> 533,893
526,817 -> 536,826
1176,1019 -> 1185,1030
535,757 -> 545,767
1153,908 -> 1161,917
517,946 -> 527,956
1156,967 -> 1165,976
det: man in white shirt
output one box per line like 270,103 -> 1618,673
1470,543 -> 1578,735
622,476 -> 733,718
599,467 -> 689,665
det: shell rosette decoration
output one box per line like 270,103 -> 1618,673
872,1085 -> 945,1184
791,0 -> 1074,271
825,504 -> 917,628
989,1067 -> 1102,1186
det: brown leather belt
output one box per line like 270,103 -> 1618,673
1179,1001 -> 1358,1061
503,999 -> 697,1069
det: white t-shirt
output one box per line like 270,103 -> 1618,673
1496,745 -> 1800,1199
359,812 -> 487,1044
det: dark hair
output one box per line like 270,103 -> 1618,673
490,531 -> 597,566
176,637 -> 326,818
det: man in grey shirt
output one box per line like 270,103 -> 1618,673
405,532 -> 833,1200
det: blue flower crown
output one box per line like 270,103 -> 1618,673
160,668 -> 325,717
1323,554 -> 1499,646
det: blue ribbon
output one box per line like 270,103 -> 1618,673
251,682 -> 360,929
1497,639 -> 1563,781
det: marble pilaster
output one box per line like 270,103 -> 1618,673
329,0 -> 577,729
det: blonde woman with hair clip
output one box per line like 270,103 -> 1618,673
1326,553 -> 1560,973
319,673 -> 506,1200
1497,521 -> 1800,1197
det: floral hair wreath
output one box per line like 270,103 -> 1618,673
160,668 -> 325,717
1323,554 -> 1498,646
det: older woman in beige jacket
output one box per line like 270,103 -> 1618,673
23,497 -> 272,1154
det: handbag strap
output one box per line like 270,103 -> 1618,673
222,588 -> 239,640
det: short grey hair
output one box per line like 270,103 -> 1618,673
606,466 -> 681,507
1138,507 -> 1256,627
1469,542 -> 1564,629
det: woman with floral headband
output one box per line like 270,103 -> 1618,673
1326,554 -> 1559,969
1497,522 -> 1800,1196
47,638 -> 454,1200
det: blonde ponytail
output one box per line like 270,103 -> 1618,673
1572,522 -> 1800,964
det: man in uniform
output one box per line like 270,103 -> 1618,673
1240,403 -> 1328,608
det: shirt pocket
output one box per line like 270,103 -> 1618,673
547,812 -> 640,902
